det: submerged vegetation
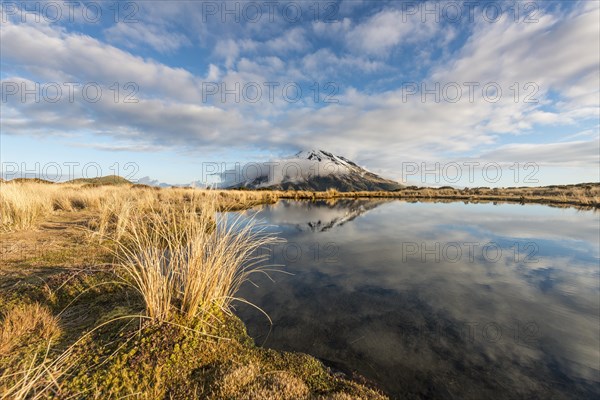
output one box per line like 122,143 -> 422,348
0,180 -> 386,399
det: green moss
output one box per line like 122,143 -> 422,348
0,206 -> 387,399
50,310 -> 385,399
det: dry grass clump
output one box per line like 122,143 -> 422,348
96,193 -> 132,240
0,344 -> 76,400
0,182 -> 110,231
0,303 -> 61,357
0,182 -> 151,232
0,303 -> 71,400
326,188 -> 340,197
49,185 -> 105,212
0,183 -> 53,231
113,199 -> 280,322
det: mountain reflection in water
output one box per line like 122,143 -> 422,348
234,200 -> 600,399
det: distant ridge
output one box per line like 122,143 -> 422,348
6,178 -> 55,184
66,175 -> 132,186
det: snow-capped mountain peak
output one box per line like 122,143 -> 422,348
295,149 -> 338,162
220,149 -> 402,191
294,149 -> 356,169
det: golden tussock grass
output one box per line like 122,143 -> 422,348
0,343 -> 78,400
0,181 -> 284,323
0,303 -> 72,400
0,180 -> 394,398
2,180 -> 596,233
0,303 -> 61,357
112,198 -> 281,322
0,180 -> 281,232
0,184 -> 53,232
0,182 -> 111,231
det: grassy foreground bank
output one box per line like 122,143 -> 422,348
0,182 -> 385,399
1,179 -> 597,398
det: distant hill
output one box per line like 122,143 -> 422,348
8,178 -> 55,184
66,175 -> 132,186
221,149 -> 403,192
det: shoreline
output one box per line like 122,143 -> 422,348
247,183 -> 600,209
2,178 -> 598,209
0,182 -> 389,399
274,193 -> 600,209
0,180 -> 597,398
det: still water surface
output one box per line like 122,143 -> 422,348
234,200 -> 599,399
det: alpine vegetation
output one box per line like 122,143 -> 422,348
113,199 -> 280,322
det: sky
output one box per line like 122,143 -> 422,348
1,0 -> 599,187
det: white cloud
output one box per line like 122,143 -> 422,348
104,22 -> 190,53
479,140 -> 600,167
1,1 -> 598,185
431,2 -> 600,118
302,48 -> 387,75
265,27 -> 310,53
345,7 -> 439,57
312,17 -> 352,37
206,64 -> 221,81
213,38 -> 262,68
0,19 -> 202,102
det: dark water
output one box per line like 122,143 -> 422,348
233,200 -> 600,399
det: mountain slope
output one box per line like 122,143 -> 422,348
222,149 -> 402,191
